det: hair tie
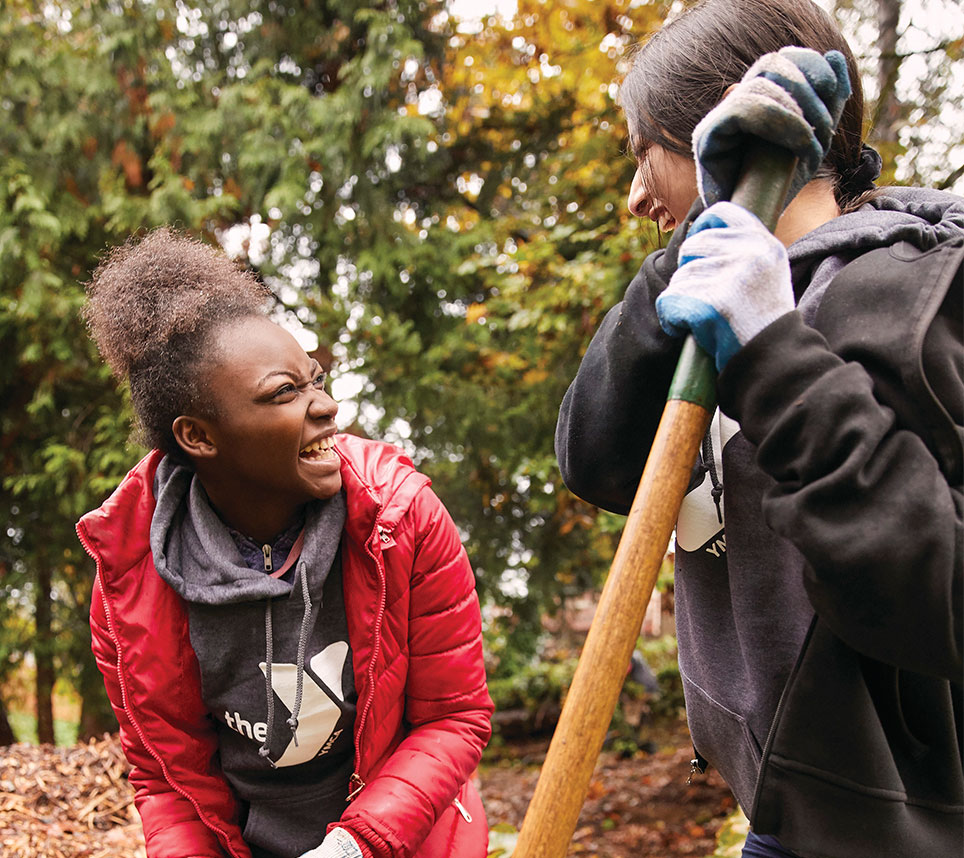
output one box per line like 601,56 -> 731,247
840,143 -> 882,196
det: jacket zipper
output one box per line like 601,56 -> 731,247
262,544 -> 273,572
453,796 -> 472,822
350,520 -> 473,830
348,516 -> 389,801
75,523 -> 245,858
748,616 -> 818,824
687,748 -> 708,784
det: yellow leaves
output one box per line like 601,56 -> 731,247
466,302 -> 487,324
479,349 -> 523,370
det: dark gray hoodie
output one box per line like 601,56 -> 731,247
556,186 -> 964,858
150,457 -> 356,858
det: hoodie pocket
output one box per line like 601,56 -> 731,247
681,671 -> 762,812
242,772 -> 350,857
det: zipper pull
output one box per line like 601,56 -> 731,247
687,755 -> 707,785
262,544 -> 273,572
346,772 -> 366,801
453,796 -> 472,823
376,526 -> 392,545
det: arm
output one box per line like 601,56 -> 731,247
90,573 -> 242,858
718,297 -> 963,679
336,487 -> 492,856
555,207 -> 699,514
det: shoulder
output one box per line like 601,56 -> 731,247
336,434 -> 433,531
77,449 -> 164,573
816,235 -> 964,481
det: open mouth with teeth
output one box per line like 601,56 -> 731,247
651,207 -> 677,232
299,436 -> 337,461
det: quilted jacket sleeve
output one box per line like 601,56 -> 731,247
90,572 -> 244,858
337,485 -> 493,857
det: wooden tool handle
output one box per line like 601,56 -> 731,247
513,141 -> 795,858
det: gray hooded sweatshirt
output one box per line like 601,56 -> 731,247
556,186 -> 964,857
150,457 -> 356,858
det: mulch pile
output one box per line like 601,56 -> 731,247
0,736 -> 144,858
0,731 -> 735,857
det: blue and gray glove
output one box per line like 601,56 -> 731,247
298,828 -> 363,858
693,47 -> 851,206
655,201 -> 793,371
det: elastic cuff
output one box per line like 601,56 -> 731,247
328,827 -> 364,858
331,822 -> 386,858
717,310 -> 843,438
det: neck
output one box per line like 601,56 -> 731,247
197,472 -> 304,544
773,179 -> 841,247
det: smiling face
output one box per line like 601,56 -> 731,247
627,140 -> 700,232
176,315 -> 342,540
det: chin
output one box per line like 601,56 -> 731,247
311,474 -> 343,500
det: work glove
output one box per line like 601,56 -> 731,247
297,827 -> 363,858
693,47 -> 851,207
655,201 -> 793,371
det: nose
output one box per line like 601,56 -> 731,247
627,166 -> 649,217
308,386 -> 338,421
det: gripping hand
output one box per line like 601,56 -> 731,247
298,828 -> 363,858
655,202 -> 793,371
693,47 -> 851,206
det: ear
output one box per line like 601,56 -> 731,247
172,415 -> 219,460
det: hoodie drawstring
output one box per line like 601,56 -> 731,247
287,560 -> 313,745
258,599 -> 277,767
258,560 -> 314,766
701,427 -> 724,524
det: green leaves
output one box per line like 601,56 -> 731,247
4,0 -> 954,726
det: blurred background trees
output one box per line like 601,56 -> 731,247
1,0 -> 960,743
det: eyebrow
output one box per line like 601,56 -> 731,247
256,359 -> 322,389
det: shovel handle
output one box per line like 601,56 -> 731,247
512,141 -> 795,858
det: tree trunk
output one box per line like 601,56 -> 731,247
875,0 -> 902,141
35,553 -> 56,745
0,701 -> 16,746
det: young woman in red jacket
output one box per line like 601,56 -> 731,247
77,228 -> 493,858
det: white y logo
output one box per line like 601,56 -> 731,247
677,411 -> 739,553
258,641 -> 349,767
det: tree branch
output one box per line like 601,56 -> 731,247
937,162 -> 964,191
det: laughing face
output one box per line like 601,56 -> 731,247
627,140 -> 699,232
179,315 -> 342,541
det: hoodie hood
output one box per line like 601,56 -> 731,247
149,455 -> 346,605
790,186 -> 964,320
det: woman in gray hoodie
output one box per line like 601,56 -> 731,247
555,1 -> 964,857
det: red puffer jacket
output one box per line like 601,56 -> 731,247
77,435 -> 493,858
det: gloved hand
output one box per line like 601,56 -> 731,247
692,46 -> 851,207
297,827 -> 363,858
655,201 -> 793,371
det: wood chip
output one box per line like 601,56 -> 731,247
0,735 -> 145,857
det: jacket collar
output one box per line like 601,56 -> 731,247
78,436 -> 430,571
334,434 -> 430,548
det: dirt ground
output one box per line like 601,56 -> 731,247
480,725 -> 736,857
0,726 -> 735,858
